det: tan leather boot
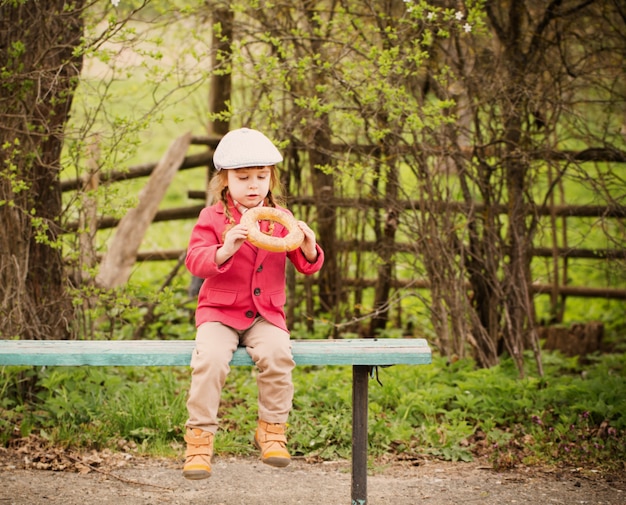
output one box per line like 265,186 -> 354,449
254,420 -> 291,467
182,427 -> 213,480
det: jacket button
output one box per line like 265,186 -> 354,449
254,288 -> 261,296
245,310 -> 255,318
257,265 -> 263,272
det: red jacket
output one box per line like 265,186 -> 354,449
186,200 -> 325,333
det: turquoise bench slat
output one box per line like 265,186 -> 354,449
0,338 -> 431,367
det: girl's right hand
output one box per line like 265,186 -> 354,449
216,224 -> 248,264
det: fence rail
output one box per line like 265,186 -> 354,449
62,144 -> 626,302
64,199 -> 626,232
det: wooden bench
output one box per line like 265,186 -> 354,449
0,338 -> 431,505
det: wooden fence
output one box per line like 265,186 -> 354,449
62,136 -> 626,309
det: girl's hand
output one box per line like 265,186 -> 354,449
297,221 -> 318,262
216,224 -> 248,264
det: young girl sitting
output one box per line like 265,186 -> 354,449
183,127 -> 325,480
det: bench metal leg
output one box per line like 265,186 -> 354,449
352,365 -> 369,505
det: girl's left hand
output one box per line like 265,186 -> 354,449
297,221 -> 318,262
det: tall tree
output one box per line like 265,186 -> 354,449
0,1 -> 85,339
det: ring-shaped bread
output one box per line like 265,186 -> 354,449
241,206 -> 305,252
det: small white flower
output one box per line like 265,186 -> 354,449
463,23 -> 472,33
455,11 -> 464,20
111,0 -> 120,6
427,12 -> 436,21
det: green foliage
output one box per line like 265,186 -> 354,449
0,366 -> 189,454
292,367 -> 353,459
2,349 -> 624,470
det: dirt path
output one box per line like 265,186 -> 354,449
1,449 -> 624,505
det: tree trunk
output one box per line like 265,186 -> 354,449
207,6 -> 233,140
302,3 -> 338,317
310,124 -> 338,315
496,0 -> 544,376
369,157 -> 400,336
0,1 -> 84,339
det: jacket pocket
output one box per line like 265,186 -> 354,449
269,290 -> 286,308
205,288 -> 238,306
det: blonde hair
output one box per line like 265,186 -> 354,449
208,166 -> 285,228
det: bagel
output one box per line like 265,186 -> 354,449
241,206 -> 305,252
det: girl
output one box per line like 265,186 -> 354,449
183,128 -> 324,480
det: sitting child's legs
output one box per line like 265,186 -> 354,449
243,318 -> 295,467
183,322 -> 239,479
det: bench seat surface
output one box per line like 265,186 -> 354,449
0,338 -> 431,367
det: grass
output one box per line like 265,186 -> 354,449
2,347 -> 624,471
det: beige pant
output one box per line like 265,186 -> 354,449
185,318 -> 295,434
